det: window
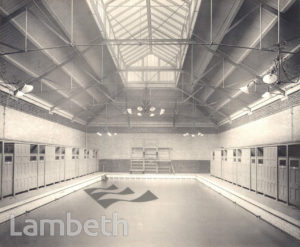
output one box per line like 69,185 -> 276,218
5,156 -> 13,162
233,149 -> 237,162
40,156 -> 44,161
290,160 -> 299,168
288,144 -> 300,157
30,156 -> 37,161
237,149 -> 242,162
30,144 -> 38,154
212,152 -> 215,160
55,147 -> 61,154
251,148 -> 256,157
258,159 -> 264,165
55,156 -> 60,160
39,145 -> 46,154
278,146 -> 287,157
257,147 -> 264,157
279,159 -> 286,166
4,143 -> 14,154
61,148 -> 65,155
0,142 -> 2,154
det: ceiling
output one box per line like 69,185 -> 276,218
0,0 -> 299,134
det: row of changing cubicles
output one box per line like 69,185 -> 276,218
211,143 -> 300,207
0,140 -> 99,198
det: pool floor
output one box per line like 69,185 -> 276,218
0,178 -> 299,247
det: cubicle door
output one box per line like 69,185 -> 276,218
227,150 -> 233,183
250,157 -> 257,191
45,146 -> 55,185
215,150 -> 222,178
263,147 -> 277,198
38,155 -> 45,187
3,155 -> 13,196
289,158 -> 300,207
14,143 -> 29,194
210,151 -> 215,176
0,153 -> 2,197
3,143 -> 14,196
278,157 -> 288,202
242,148 -> 251,189
257,158 -> 264,193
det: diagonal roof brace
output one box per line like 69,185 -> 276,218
49,71 -> 117,111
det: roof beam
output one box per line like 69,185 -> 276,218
0,0 -> 39,27
3,54 -> 88,113
213,43 -> 300,114
252,0 -> 292,22
50,71 -> 117,111
2,7 -> 104,105
176,87 -> 229,120
85,89 -> 125,124
146,0 -> 153,51
40,1 -> 119,108
190,0 -> 243,89
120,67 -> 181,72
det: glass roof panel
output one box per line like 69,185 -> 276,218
89,0 -> 201,87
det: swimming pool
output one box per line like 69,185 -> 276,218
0,177 -> 299,247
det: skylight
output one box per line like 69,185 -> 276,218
87,0 -> 201,87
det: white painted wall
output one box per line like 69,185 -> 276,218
218,105 -> 300,148
0,106 -> 86,147
88,133 -> 218,160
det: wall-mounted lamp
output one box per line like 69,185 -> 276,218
14,84 -> 34,97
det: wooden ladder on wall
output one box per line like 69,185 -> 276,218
130,159 -> 144,173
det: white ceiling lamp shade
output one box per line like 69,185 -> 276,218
240,85 -> 249,94
150,113 -> 155,117
262,91 -> 271,99
191,134 -> 195,138
114,133 -> 118,136
14,90 -> 25,97
97,132 -> 102,136
107,132 -> 112,137
14,84 -> 34,97
263,73 -> 278,84
137,106 -> 143,112
197,132 -> 204,136
127,108 -> 132,114
150,106 -> 156,112
137,112 -> 142,117
183,133 -> 189,137
160,108 -> 165,115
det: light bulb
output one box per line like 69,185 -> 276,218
150,106 -> 156,112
